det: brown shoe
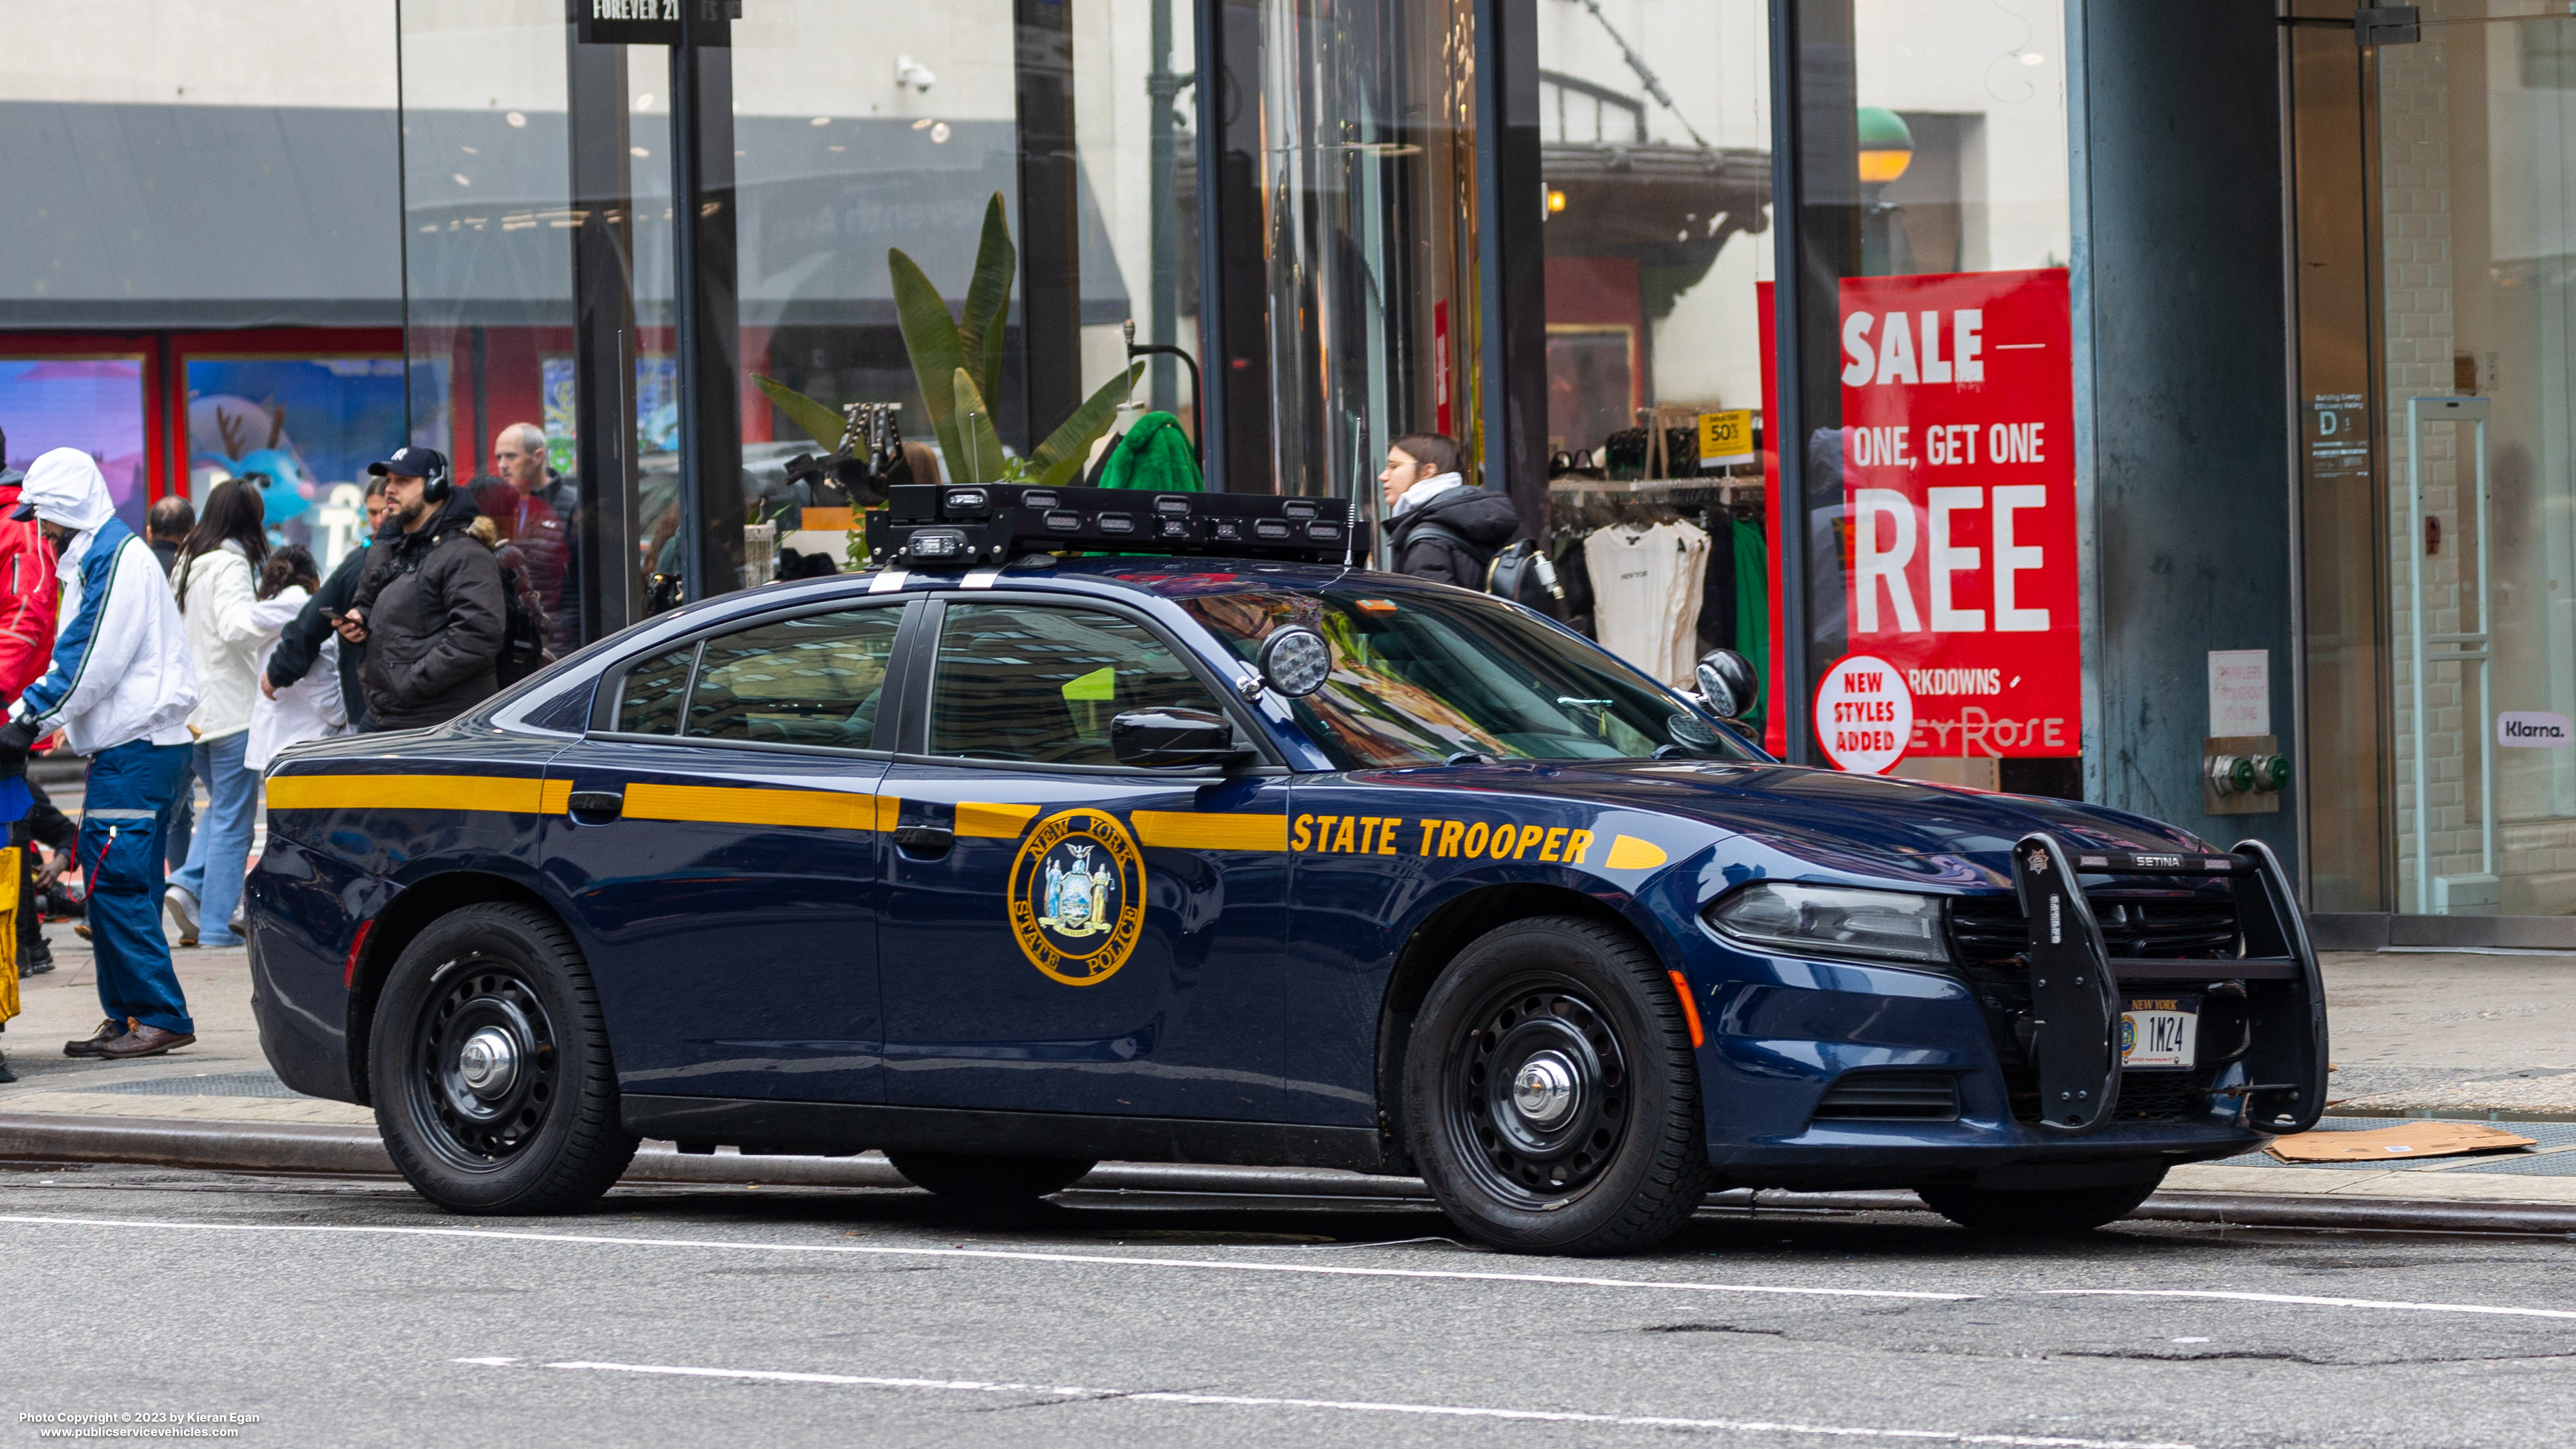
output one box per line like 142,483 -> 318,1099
64,1018 -> 129,1058
96,1024 -> 195,1060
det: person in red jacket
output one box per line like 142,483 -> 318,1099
0,431 -> 59,701
0,429 -> 62,1079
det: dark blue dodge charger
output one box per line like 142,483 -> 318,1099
246,485 -> 2326,1256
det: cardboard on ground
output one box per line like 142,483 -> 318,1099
2266,1120 -> 2536,1163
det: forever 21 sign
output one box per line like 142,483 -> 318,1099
572,0 -> 738,46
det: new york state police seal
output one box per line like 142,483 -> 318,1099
1008,807 -> 1147,986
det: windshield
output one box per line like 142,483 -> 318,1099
1181,585 -> 1760,769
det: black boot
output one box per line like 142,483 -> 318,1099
0,1052 -> 16,1084
18,935 -> 53,976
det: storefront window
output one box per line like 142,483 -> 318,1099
1219,0 -> 1481,512
0,353 -> 148,533
1538,0 -> 1773,701
183,351 -> 409,569
397,0 -> 582,645
726,0 -> 1030,575
2374,1 -> 2576,915
1772,1 -> 2072,784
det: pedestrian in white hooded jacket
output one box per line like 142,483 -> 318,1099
0,448 -> 202,1061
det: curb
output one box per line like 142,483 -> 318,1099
4,1113 -> 2571,1235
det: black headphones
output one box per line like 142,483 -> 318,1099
420,454 -> 451,504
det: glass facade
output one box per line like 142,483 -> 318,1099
2355,1 -> 2576,916
14,0 -> 2576,933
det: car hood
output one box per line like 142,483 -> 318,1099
1430,759 -> 2215,890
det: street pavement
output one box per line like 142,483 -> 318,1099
3,1163 -> 2573,1447
3,874 -> 2576,1444
10,926 -> 2576,1208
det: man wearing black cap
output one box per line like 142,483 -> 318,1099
335,447 -> 507,731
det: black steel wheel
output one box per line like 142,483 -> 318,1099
1449,977 -> 1633,1206
1916,1172 -> 2166,1235
369,903 -> 636,1214
887,1152 -> 1097,1202
1404,916 -> 1710,1255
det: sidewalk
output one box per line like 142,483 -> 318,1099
5,923 -> 2576,1222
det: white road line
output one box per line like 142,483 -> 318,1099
2040,1288 -> 2576,1323
0,1214 -> 1961,1303
10,1213 -> 2573,1327
489,1358 -> 2195,1449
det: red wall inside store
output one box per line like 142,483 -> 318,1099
1544,257 -> 1641,329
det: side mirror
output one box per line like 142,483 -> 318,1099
1695,648 -> 1758,719
1111,707 -> 1252,769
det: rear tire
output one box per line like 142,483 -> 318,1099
1917,1172 -> 2165,1235
369,903 -> 638,1215
888,1152 -> 1097,1202
1401,915 -> 1711,1256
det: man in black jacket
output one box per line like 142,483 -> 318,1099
265,477 -> 386,730
1379,431 -> 1520,587
336,448 -> 508,731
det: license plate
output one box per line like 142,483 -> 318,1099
2120,996 -> 2199,1070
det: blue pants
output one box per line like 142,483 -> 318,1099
169,729 -> 254,949
81,740 -> 195,1035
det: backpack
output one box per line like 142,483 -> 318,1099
1484,540 -> 1565,619
1400,519 -> 1563,619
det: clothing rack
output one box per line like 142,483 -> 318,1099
1548,476 -> 1765,508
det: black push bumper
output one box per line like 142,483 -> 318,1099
2013,833 -> 2328,1137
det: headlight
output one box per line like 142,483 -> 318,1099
1704,882 -> 1950,965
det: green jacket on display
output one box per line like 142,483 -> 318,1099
1097,411 -> 1203,492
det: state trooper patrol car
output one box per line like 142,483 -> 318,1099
246,483 -> 2327,1256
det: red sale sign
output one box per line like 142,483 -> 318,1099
1839,269 -> 2078,758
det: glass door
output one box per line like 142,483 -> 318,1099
2375,1 -> 2576,915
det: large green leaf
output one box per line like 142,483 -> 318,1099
955,193 -> 1016,405
950,368 -> 1010,484
1032,363 -> 1146,488
889,247 -> 970,473
751,375 -> 848,452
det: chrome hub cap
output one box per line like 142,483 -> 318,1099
457,1027 -> 519,1098
1512,1052 -> 1579,1126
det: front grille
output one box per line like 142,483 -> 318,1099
1947,893 -> 2241,975
1946,890 -> 2242,1124
1813,1070 -> 1961,1122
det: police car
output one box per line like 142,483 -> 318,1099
245,483 -> 2327,1256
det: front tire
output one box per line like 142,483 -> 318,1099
1916,1172 -> 2165,1235
369,903 -> 638,1214
888,1152 -> 1097,1201
1402,916 -> 1711,1256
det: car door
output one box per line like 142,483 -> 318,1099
541,598 -> 912,1104
875,594 -> 1290,1122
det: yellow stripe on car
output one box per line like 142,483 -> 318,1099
1604,835 -> 1668,870
956,802 -> 1044,838
1131,810 -> 1290,852
268,774 -> 572,815
623,783 -> 882,832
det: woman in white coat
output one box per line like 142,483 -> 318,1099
163,478 -> 268,949
245,544 -> 345,772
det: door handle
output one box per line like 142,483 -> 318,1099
567,789 -> 623,824
892,825 -> 954,858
